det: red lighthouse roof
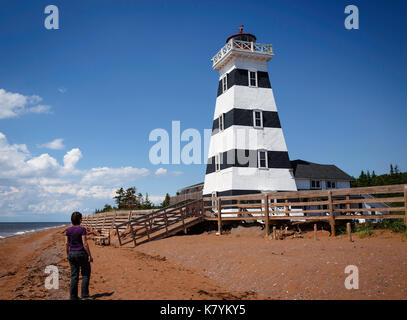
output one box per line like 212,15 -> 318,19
225,25 -> 256,43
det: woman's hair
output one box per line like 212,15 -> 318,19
71,211 -> 82,226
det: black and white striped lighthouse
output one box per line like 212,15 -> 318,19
203,26 -> 297,198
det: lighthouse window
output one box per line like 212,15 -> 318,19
215,153 -> 221,172
253,110 -> 263,128
219,113 -> 225,131
258,150 -> 268,169
221,75 -> 228,93
249,71 -> 258,87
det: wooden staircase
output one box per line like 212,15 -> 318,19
115,199 -> 204,247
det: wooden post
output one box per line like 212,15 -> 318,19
129,222 -> 137,247
404,186 -> 407,227
346,195 -> 350,215
284,199 -> 289,216
164,210 -> 169,236
314,224 -> 318,241
102,212 -> 107,231
145,221 -> 151,241
112,211 -> 117,229
237,200 -> 241,216
217,197 -> 222,235
116,225 -> 122,246
347,222 -> 352,242
272,226 -> 276,240
328,190 -> 336,237
181,207 -> 187,234
264,195 -> 270,236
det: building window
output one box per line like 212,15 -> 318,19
215,153 -> 221,172
219,113 -> 225,131
311,180 -> 321,189
221,75 -> 228,93
253,110 -> 263,128
248,71 -> 257,87
326,181 -> 336,189
258,150 -> 268,169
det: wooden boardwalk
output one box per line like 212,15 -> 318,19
204,184 -> 407,237
83,184 -> 407,246
114,199 -> 204,247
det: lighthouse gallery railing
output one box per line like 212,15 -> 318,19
212,39 -> 273,67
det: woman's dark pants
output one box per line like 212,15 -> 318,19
68,250 -> 91,299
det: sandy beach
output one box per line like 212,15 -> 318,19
0,225 -> 407,300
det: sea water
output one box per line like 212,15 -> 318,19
0,222 -> 69,239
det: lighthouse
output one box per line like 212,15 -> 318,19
202,26 -> 297,198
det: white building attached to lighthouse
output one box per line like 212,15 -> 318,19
203,27 -> 297,198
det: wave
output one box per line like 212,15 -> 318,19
0,223 -> 68,239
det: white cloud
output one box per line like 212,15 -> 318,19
58,87 -> 67,94
38,138 -> 65,150
0,88 -> 52,119
26,105 -> 52,114
155,167 -> 167,176
149,195 -> 165,204
81,167 -> 150,185
63,148 -> 82,170
155,167 -> 183,177
0,132 -> 178,216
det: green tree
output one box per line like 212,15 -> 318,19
161,193 -> 171,207
352,165 -> 406,187
142,193 -> 153,209
103,204 -> 113,212
124,187 -> 137,209
114,187 -> 125,209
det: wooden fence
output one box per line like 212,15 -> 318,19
82,210 -> 154,234
82,184 -> 406,244
203,184 -> 407,236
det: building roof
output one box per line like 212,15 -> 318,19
290,160 -> 355,181
178,182 -> 204,193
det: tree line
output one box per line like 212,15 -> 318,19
351,164 -> 406,188
94,187 -> 172,213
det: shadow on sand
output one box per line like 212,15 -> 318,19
90,292 -> 115,299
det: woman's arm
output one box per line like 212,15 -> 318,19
65,236 -> 70,257
82,235 -> 93,262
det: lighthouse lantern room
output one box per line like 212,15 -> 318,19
203,26 -> 298,198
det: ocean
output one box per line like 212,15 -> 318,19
0,222 -> 69,239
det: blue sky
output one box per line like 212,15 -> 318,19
0,0 -> 406,221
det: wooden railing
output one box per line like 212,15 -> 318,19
212,39 -> 273,67
203,184 -> 407,236
115,199 -> 204,247
82,209 -> 154,234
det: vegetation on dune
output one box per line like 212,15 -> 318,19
336,220 -> 407,239
94,186 -> 162,213
336,164 -> 407,237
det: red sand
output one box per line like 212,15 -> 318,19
0,226 -> 406,299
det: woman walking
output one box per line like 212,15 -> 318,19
65,211 -> 93,300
